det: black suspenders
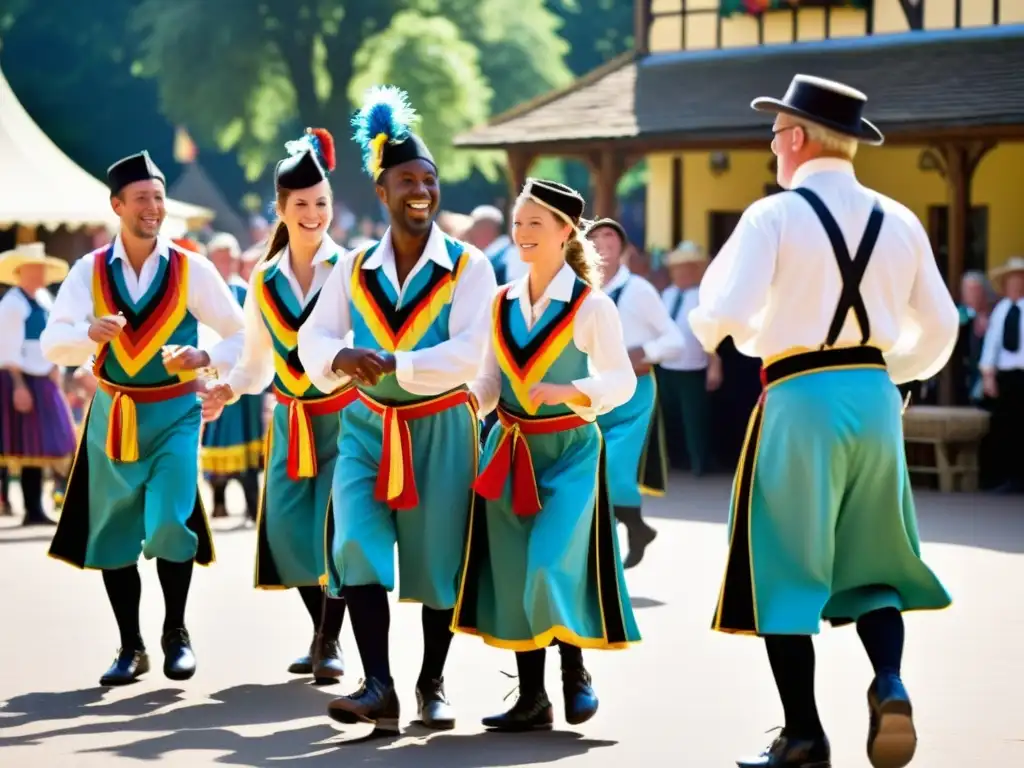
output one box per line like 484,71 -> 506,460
608,275 -> 630,306
791,187 -> 885,349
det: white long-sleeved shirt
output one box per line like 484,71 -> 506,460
471,262 -> 637,421
659,285 -> 708,371
40,235 -> 245,377
602,265 -> 684,365
297,223 -> 497,396
979,296 -> 1024,373
688,158 -> 959,385
0,287 -> 57,376
225,238 -> 349,396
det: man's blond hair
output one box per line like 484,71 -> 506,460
791,116 -> 859,160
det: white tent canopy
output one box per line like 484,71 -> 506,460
0,63 -> 212,237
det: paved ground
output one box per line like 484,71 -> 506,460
0,474 -> 1021,767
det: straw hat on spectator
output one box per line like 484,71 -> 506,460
664,241 -> 707,267
990,256 -> 1024,290
0,242 -> 69,285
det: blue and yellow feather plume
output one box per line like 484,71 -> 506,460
352,85 -> 418,180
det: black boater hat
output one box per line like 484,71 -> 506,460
751,74 -> 884,146
521,178 -> 586,227
275,128 -> 336,190
107,151 -> 165,195
379,133 -> 436,177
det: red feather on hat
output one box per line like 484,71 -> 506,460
307,127 -> 336,172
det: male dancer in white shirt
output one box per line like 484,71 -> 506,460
690,75 -> 957,768
587,218 -> 684,568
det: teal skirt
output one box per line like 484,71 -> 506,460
713,365 -> 952,636
453,414 -> 641,651
49,388 -> 214,571
327,392 -> 478,610
201,393 -> 264,476
596,371 -> 667,506
255,402 -> 340,588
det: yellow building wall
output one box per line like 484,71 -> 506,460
644,143 -> 1024,270
649,0 -> 1024,53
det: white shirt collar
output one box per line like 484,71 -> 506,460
277,235 -> 341,277
790,157 -> 856,189
507,262 -> 577,303
110,233 -> 170,262
603,264 -> 630,294
362,223 -> 452,272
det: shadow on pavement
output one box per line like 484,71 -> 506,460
645,473 -> 1024,554
0,680 -> 615,766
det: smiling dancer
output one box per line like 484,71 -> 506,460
690,75 -> 956,768
41,150 -> 245,686
204,129 -> 349,684
298,86 -> 496,731
586,218 -> 683,568
452,179 -> 641,731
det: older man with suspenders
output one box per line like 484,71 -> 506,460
690,75 -> 959,768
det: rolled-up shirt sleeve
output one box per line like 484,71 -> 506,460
568,290 -> 637,421
224,278 -> 276,396
688,200 -> 779,353
40,255 -> 100,368
884,219 -> 960,384
395,250 -> 498,396
186,254 -> 246,377
296,253 -> 355,394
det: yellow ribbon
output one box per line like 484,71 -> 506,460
369,132 -> 388,180
105,392 -> 139,463
287,400 -> 318,480
384,408 -> 408,502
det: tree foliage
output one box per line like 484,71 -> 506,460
349,11 -> 494,182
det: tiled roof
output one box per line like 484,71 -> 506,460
455,26 -> 1024,149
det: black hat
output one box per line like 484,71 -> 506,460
378,133 -> 435,178
107,151 -> 165,195
275,128 -> 336,191
584,217 -> 628,244
520,178 -> 586,227
751,74 -> 884,146
353,86 -> 437,181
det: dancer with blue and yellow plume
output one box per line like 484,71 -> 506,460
41,149 -> 246,687
200,232 -> 263,523
298,85 -> 497,732
452,179 -> 641,731
204,128 -> 349,685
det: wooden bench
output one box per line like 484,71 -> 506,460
903,406 -> 991,492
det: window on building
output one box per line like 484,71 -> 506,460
708,211 -> 743,258
927,205 -> 988,280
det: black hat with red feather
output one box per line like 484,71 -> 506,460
275,127 -> 336,190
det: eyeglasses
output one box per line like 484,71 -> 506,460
772,125 -> 799,138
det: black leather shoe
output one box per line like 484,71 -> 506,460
326,677 -> 400,732
312,635 -> 345,685
623,521 -> 657,569
736,730 -> 831,767
562,666 -> 598,725
482,689 -> 554,732
287,644 -> 314,676
866,673 -> 916,768
99,648 -> 150,686
416,677 -> 455,730
161,628 -> 196,681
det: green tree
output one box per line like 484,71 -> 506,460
547,0 -> 633,76
348,11 -> 494,182
132,0 -> 575,209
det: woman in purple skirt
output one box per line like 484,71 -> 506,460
0,243 -> 78,525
